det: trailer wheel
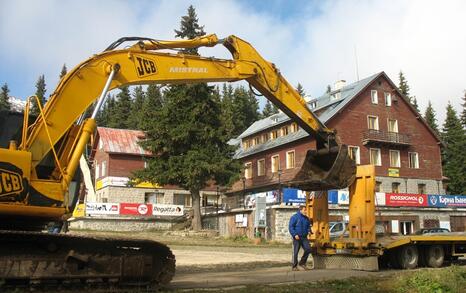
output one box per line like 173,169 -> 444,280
425,245 -> 444,268
398,245 -> 418,269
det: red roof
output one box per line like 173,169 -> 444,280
96,127 -> 151,156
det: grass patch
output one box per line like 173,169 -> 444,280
395,265 -> 466,293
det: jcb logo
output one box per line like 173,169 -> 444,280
134,56 -> 157,77
0,169 -> 23,196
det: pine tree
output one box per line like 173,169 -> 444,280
296,83 -> 306,97
441,103 -> 466,194
398,71 -> 410,97
424,100 -> 439,134
137,6 -> 240,231
221,83 -> 235,137
410,96 -> 420,113
139,84 -> 163,130
107,86 -> 132,129
127,86 -> 145,129
96,94 -> 115,126
59,64 -> 68,79
230,86 -> 260,137
461,91 -> 466,128
262,100 -> 279,117
31,75 -> 47,116
0,83 -> 11,111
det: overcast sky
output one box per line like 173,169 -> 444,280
1,0 -> 465,124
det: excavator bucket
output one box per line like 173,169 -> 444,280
289,144 -> 356,191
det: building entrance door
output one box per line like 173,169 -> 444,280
400,221 -> 413,235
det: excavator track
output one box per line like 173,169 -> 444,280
0,230 -> 175,291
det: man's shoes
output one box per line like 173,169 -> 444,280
299,264 -> 311,271
291,266 -> 299,271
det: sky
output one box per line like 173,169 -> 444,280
0,0 -> 465,124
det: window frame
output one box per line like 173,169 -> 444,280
244,162 -> 253,179
348,146 -> 361,165
371,90 -> 378,104
369,148 -> 382,166
286,150 -> 295,169
385,92 -> 392,106
388,119 -> 398,133
418,183 -> 426,194
257,158 -> 265,176
271,154 -> 280,173
389,150 -> 401,168
367,115 -> 379,130
409,152 -> 419,169
95,162 -> 100,179
392,182 -> 400,193
101,160 -> 107,177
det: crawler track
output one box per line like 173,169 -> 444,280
0,231 -> 175,291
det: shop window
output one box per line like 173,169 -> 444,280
400,221 -> 413,235
286,150 -> 295,169
371,90 -> 378,104
145,192 -> 164,204
392,182 -> 400,193
389,150 -> 400,167
368,115 -> 379,130
409,152 -> 419,169
257,159 -> 265,176
244,162 -> 252,179
348,146 -> 360,164
418,183 -> 426,194
271,155 -> 280,173
370,148 -> 381,166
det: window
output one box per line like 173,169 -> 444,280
371,90 -> 378,104
389,150 -> 400,167
309,101 -> 317,109
282,126 -> 289,136
101,160 -> 107,177
392,182 -> 400,193
244,162 -> 252,179
388,119 -> 398,133
95,162 -> 100,179
257,159 -> 265,176
271,155 -> 280,173
291,122 -> 299,133
262,133 -> 269,143
253,136 -> 260,146
384,92 -> 392,106
418,184 -> 426,194
286,150 -> 295,169
400,221 -> 413,235
242,139 -> 252,149
348,146 -> 360,164
367,115 -> 379,130
174,193 -> 191,207
409,152 -> 419,169
145,192 -> 164,204
375,181 -> 382,192
370,148 -> 381,166
270,129 -> 279,140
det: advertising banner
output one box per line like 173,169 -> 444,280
375,192 -> 386,206
427,195 -> 466,208
254,195 -> 267,228
385,193 -> 427,207
337,189 -> 350,205
152,204 -> 184,216
245,190 -> 280,207
283,188 -> 305,204
85,202 -> 120,215
120,203 -> 152,216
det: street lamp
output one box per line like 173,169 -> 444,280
241,176 -> 246,208
216,186 -> 219,230
278,168 -> 282,204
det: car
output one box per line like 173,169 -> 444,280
414,228 -> 450,235
329,221 -> 348,238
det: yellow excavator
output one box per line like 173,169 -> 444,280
0,34 -> 355,287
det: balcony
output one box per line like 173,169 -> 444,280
362,130 -> 411,146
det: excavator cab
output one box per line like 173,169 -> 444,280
291,144 -> 356,191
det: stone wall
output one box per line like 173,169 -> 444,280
69,217 -> 175,231
377,176 -> 444,194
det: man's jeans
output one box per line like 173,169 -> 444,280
292,237 -> 312,267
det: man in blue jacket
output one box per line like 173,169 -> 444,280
288,204 -> 312,271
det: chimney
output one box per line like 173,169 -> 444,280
334,80 -> 346,91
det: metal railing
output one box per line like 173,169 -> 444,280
362,129 -> 411,145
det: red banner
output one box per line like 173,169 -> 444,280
119,203 -> 152,216
385,193 -> 427,207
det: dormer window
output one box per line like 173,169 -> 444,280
309,101 -> 317,109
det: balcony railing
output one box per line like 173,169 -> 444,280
362,129 -> 411,146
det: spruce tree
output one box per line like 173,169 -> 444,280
127,86 -> 145,129
59,64 -> 68,79
96,94 -> 115,126
461,91 -> 466,128
424,100 -> 439,134
139,84 -> 163,130
31,75 -> 47,116
441,103 -> 466,194
296,83 -> 306,97
221,83 -> 235,137
410,96 -> 420,113
231,85 -> 260,136
262,100 -> 279,117
107,86 -> 132,129
398,71 -> 410,97
136,6 -> 240,231
0,83 -> 11,111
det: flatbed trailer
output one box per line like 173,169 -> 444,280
306,165 -> 466,271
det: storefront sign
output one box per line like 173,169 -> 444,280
428,195 -> 466,207
337,189 -> 350,205
245,190 -> 280,207
96,176 -> 160,190
152,204 -> 184,216
120,203 -> 152,216
85,202 -> 120,215
388,168 -> 400,177
283,188 -> 306,204
385,193 -> 427,207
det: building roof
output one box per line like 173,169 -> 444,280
96,127 -> 150,156
234,72 -> 382,159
